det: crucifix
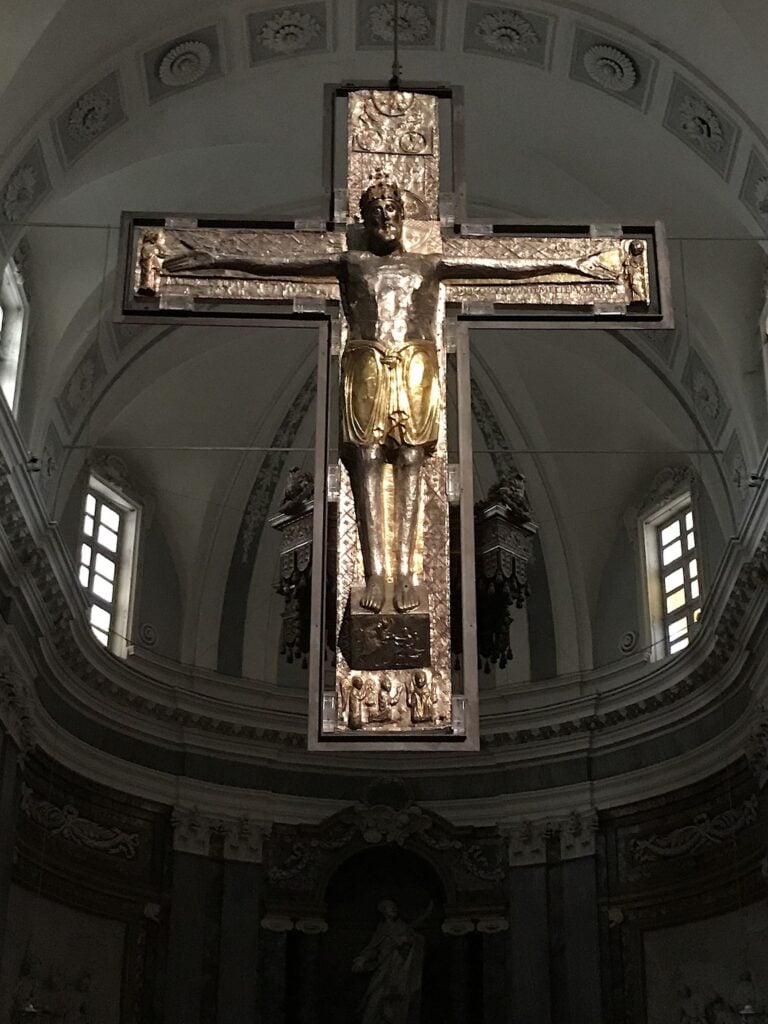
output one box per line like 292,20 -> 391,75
118,86 -> 669,750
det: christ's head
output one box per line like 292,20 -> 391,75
360,174 -> 404,255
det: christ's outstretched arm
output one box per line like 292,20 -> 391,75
439,251 -> 622,283
163,249 -> 342,280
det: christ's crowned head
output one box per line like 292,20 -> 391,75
360,172 -> 404,255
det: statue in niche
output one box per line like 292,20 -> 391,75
351,897 -> 424,1024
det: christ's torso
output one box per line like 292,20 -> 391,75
341,252 -> 442,347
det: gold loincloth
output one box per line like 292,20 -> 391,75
341,340 -> 440,448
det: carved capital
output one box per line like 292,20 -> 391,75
172,805 -> 270,862
505,809 -> 597,866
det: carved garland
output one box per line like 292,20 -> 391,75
20,783 -> 140,859
629,794 -> 758,863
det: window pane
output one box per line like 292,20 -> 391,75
84,515 -> 94,537
691,578 -> 700,600
685,510 -> 693,530
686,531 -> 695,550
79,566 -> 90,587
80,543 -> 92,567
693,608 -> 702,623
666,588 -> 686,613
688,558 -> 698,579
664,568 -> 684,593
668,616 -> 688,640
92,575 -> 114,603
100,504 -> 120,532
92,627 -> 109,646
94,553 -> 115,581
660,520 -> 681,545
89,604 -> 111,631
86,494 -> 96,515
669,637 -> 689,653
97,525 -> 118,552
662,540 -> 682,565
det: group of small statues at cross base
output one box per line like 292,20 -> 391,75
342,670 -> 436,729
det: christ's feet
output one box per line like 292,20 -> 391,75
360,573 -> 386,613
394,574 -> 420,613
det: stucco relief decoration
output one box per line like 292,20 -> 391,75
754,176 -> 768,215
746,706 -> 768,788
692,367 -> 721,419
157,40 -> 212,86
0,660 -> 36,751
629,794 -> 758,862
65,359 -> 96,411
3,164 -> 38,222
475,10 -> 539,53
66,89 -> 111,140
258,10 -> 322,54
679,95 -> 725,153
369,1 -> 432,43
583,44 -> 637,92
21,783 -> 140,858
731,449 -> 749,496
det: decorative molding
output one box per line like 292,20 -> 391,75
368,1 -> 432,44
663,75 -> 740,178
258,10 -> 322,54
20,782 -> 140,858
0,657 -> 36,752
1,142 -> 50,224
172,805 -> 271,861
746,706 -> 768,789
474,10 -> 538,54
66,89 -> 112,139
583,44 -> 637,93
629,794 -> 758,862
505,809 -> 598,865
143,26 -> 222,102
157,40 -> 212,86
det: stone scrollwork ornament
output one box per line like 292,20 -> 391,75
21,783 -> 140,859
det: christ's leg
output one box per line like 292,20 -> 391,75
342,443 -> 387,612
393,444 -> 425,612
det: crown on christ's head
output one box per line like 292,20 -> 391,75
359,169 -> 403,216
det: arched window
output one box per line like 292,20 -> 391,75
78,468 -> 141,657
0,256 -> 28,414
642,490 -> 701,659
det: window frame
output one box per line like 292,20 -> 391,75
641,490 -> 702,661
78,473 -> 141,658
